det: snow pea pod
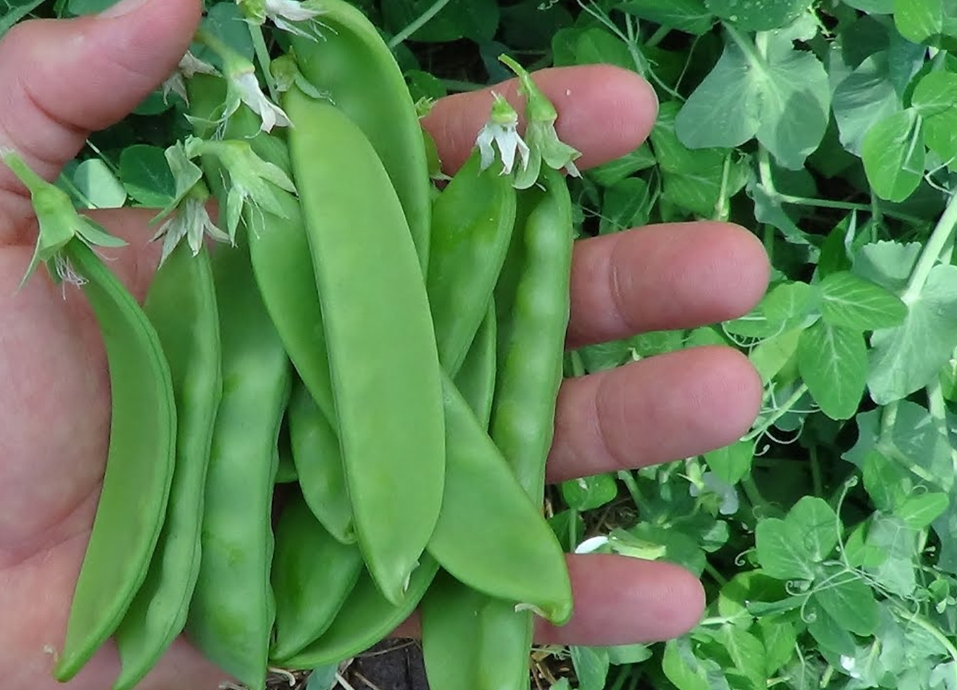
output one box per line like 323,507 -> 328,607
290,0 -> 432,271
427,150 -> 516,375
270,490 -> 364,663
421,570 -> 532,690
278,556 -> 440,669
185,235 -> 292,690
52,240 -> 177,682
287,380 -> 355,545
427,372 -> 573,625
491,166 -> 574,501
111,241 -> 222,690
284,87 -> 445,606
453,299 -> 496,427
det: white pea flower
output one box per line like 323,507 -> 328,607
237,0 -> 324,39
229,67 -> 292,132
184,137 -> 297,243
162,52 -> 219,105
475,93 -> 530,176
499,54 -> 582,190
152,184 -> 230,266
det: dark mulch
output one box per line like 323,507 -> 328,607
265,639 -> 429,690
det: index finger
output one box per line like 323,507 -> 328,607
422,64 -> 659,174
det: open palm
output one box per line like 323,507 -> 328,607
0,1 -> 770,688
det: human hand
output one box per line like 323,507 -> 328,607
0,1 -> 770,688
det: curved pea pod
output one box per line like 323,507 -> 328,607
427,150 -> 517,376
185,236 -> 292,690
279,556 -> 440,669
52,240 -> 178,682
421,570 -> 532,690
284,87 -> 446,606
428,372 -> 573,625
453,298 -> 497,428
270,490 -> 364,663
290,0 -> 432,271
110,242 -> 222,690
288,380 -> 355,544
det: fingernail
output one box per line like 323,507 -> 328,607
99,0 -> 151,18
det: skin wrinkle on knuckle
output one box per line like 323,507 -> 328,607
591,369 -> 631,474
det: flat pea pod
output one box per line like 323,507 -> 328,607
290,0 -> 432,271
284,86 -> 445,606
491,166 -> 574,502
270,490 -> 364,663
53,240 -> 177,682
185,236 -> 292,690
427,150 -> 516,376
278,556 -> 440,669
426,373 -> 572,625
246,179 -> 336,423
452,298 -> 497,428
421,570 -> 532,690
110,241 -> 222,690
288,380 -> 355,544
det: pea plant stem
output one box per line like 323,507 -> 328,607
743,383 -> 810,443
902,190 -> 957,304
758,147 -> 927,225
388,0 -> 453,48
248,23 -> 279,104
890,603 -> 957,679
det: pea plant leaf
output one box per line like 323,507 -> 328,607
817,271 -> 908,331
861,108 -> 926,202
894,0 -> 957,50
704,0 -> 815,31
662,637 -> 732,690
675,20 -> 830,170
867,264 -> 957,404
618,0 -> 715,34
0,0 -> 45,37
811,565 -> 879,636
797,320 -> 868,420
912,71 -> 957,165
831,52 -> 904,156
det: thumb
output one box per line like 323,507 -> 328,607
0,0 -> 202,244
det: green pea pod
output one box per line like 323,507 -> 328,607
270,490 -> 364,663
190,75 -> 339,425
427,150 -> 517,375
246,178 -> 336,423
492,166 -> 574,502
285,87 -> 445,606
421,570 -> 532,690
279,556 -> 440,669
427,373 -> 572,625
185,236 -> 292,690
110,242 -> 222,690
53,240 -> 177,682
481,166 -> 577,685
288,380 -> 355,544
290,0 -> 432,272
452,298 -> 497,428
